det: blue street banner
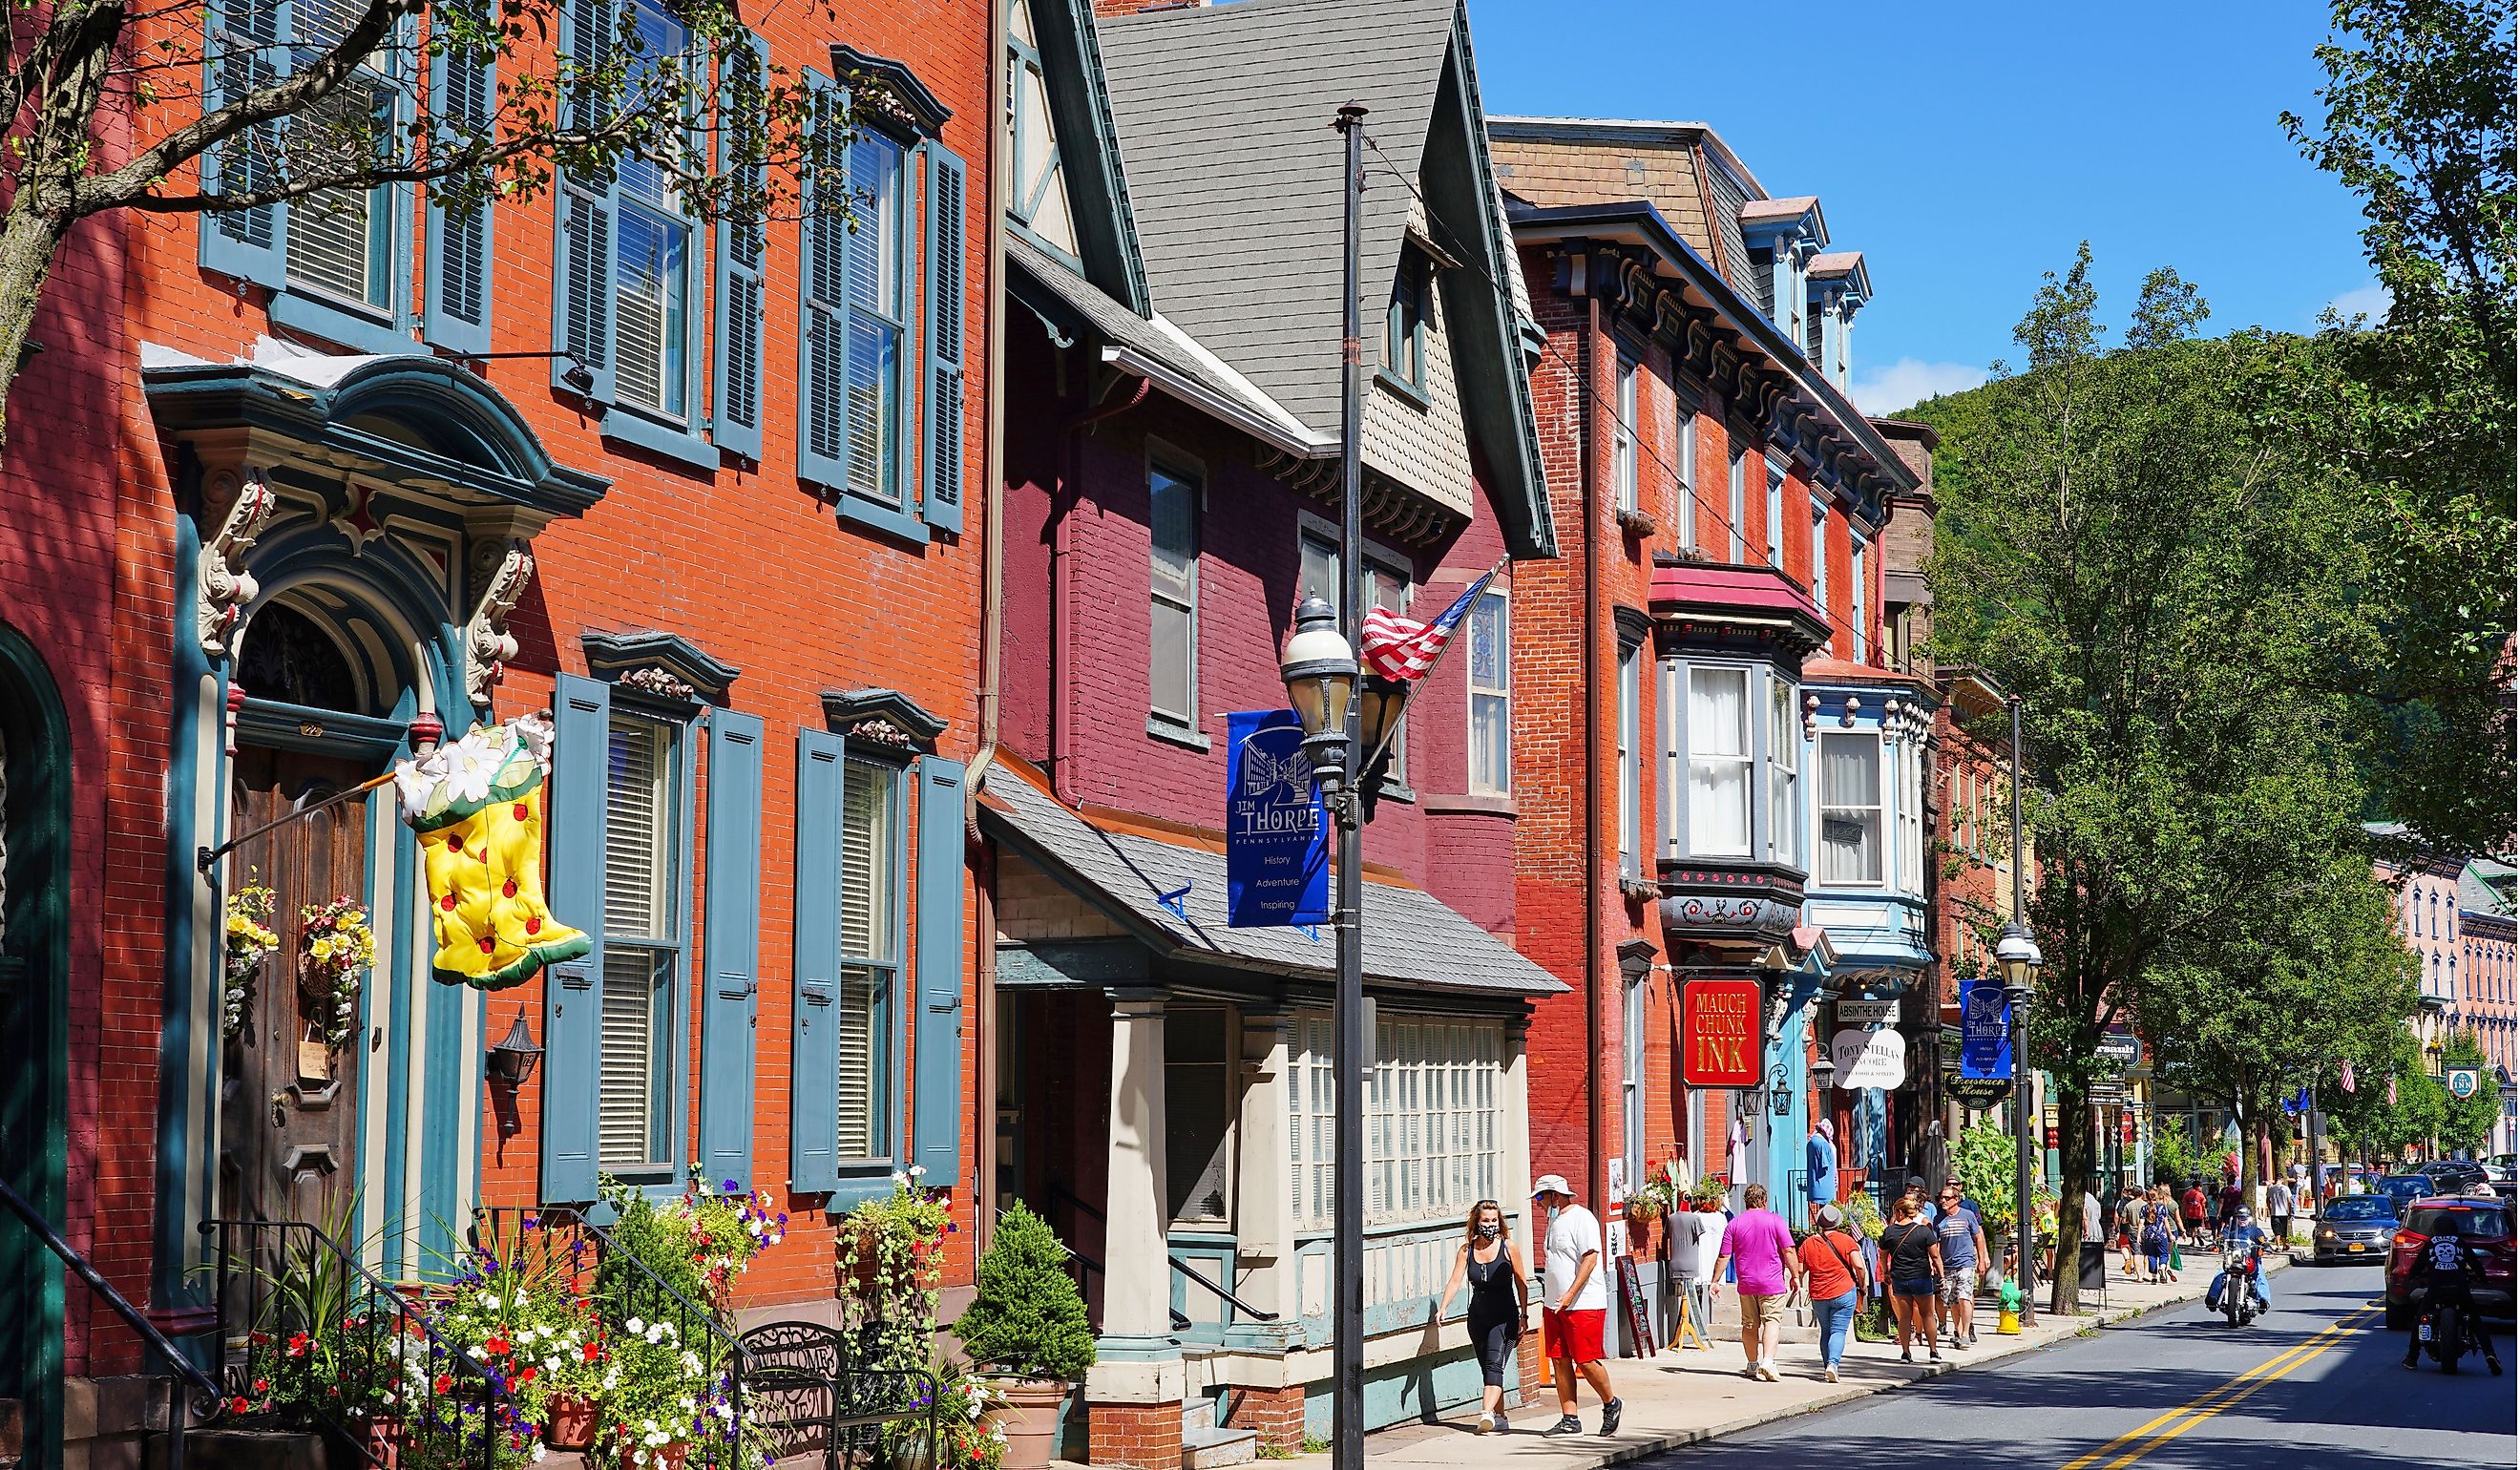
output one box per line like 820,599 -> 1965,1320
1959,977 -> 2013,1080
1226,709 -> 1330,929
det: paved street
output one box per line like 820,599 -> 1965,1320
1647,1265 -> 2514,1469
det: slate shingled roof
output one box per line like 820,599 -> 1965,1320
979,760 -> 1564,998
2460,859 -> 2516,918
1095,0 -> 1458,437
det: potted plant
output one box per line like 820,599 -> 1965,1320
1624,1176 -> 1674,1224
1685,1176 -> 1728,1212
950,1204 -> 1095,1470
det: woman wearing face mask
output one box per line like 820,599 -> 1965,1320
1438,1199 -> 1532,1434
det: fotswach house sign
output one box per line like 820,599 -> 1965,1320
1681,978 -> 1763,1087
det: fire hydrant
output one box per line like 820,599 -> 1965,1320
1997,1277 -> 2025,1335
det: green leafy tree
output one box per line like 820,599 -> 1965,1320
2320,1026 -> 2445,1166
0,0 -> 856,451
951,1203 -> 1097,1384
2277,0 -> 2518,859
2437,1028 -> 2502,1151
1914,247 -> 2380,1315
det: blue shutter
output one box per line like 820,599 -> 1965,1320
423,5 -> 494,353
919,144 -> 968,535
543,673 -> 610,1203
789,728 -> 846,1193
200,0 -> 289,286
551,0 -> 616,401
796,74 -> 850,489
912,756 -> 966,1184
710,33 -> 769,460
698,709 -> 765,1193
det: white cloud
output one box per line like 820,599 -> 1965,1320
2324,282 -> 2392,325
1848,358 -> 1988,416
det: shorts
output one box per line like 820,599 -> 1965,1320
1541,1306 -> 1606,1363
1740,1291 -> 1787,1328
1891,1276 -> 1936,1298
1937,1270 -> 1972,1304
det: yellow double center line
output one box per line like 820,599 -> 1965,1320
2056,1304 -> 2380,1470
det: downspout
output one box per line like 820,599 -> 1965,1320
966,0 -> 1012,1256
1051,371 -> 1151,806
1583,285 -> 1606,1213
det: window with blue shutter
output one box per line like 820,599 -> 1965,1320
920,144 -> 967,534
797,73 -> 852,493
543,673 -> 611,1203
912,755 -> 965,1184
553,0 -> 618,403
698,710 -> 764,1193
424,0 -> 494,354
789,729 -> 846,1193
200,0 -> 412,353
710,33 -> 769,461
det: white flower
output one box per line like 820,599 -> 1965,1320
544,1355 -> 561,1374
892,1170 -> 910,1186
533,1446 -> 549,1463
625,1316 -> 645,1336
513,1290 -> 530,1309
479,1292 -> 501,1311
909,1165 -> 927,1178
646,1429 -> 670,1448
682,1351 -> 703,1376
645,1323 -> 666,1344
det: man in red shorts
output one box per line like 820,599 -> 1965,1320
1531,1175 -> 1624,1437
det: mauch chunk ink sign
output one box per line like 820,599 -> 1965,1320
1681,979 -> 1763,1087
1226,709 -> 1330,929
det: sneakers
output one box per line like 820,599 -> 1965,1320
1755,1361 -> 1781,1382
1822,1366 -> 1839,1383
1542,1416 -> 1583,1438
1600,1398 -> 1624,1435
1473,1413 -> 1492,1436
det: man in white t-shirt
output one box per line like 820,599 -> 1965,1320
1531,1175 -> 1623,1437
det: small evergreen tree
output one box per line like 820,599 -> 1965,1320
952,1203 -> 1097,1382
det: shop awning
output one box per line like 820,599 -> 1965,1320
978,758 -> 1564,999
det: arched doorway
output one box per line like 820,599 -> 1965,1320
0,620 -> 71,1451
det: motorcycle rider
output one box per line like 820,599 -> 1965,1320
2205,1207 -> 2272,1316
2402,1223 -> 2505,1375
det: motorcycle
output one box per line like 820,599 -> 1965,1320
2220,1243 -> 2263,1328
2418,1291 -> 2470,1374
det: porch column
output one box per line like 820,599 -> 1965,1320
1502,1017 -> 1542,1410
1086,990 -> 1183,1470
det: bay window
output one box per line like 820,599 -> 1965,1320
1818,731 -> 1883,885
1897,739 -> 1924,893
1769,678 -> 1799,866
1686,665 -> 1752,857
1299,528 -> 1413,785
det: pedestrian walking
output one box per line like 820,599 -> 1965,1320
1528,1176 -> 1623,1437
1714,1183 -> 1799,1383
2217,1178 -> 2243,1233
1794,1204 -> 1869,1383
1438,1200 -> 1530,1435
1933,1182 -> 1987,1349
2116,1184 -> 2146,1277
2141,1185 -> 2176,1283
1877,1193 -> 1944,1363
2180,1181 -> 2210,1247
2267,1177 -> 2296,1247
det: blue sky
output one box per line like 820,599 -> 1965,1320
1464,0 -> 2384,413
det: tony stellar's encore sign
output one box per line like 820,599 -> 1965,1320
1225,709 -> 1331,928
1680,978 -> 1763,1087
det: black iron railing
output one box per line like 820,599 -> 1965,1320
1169,1256 -> 1279,1324
471,1204 -> 754,1469
0,1179 -> 223,1470
201,1217 -> 514,1470
737,1320 -> 936,1470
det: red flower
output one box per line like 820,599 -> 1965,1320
230,1396 -> 252,1414
286,1331 -> 310,1357
483,1334 -> 511,1356
514,1365 -> 538,1387
252,1379 -> 269,1394
433,1373 -> 454,1395
581,1341 -> 602,1362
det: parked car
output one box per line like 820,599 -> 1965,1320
2420,1160 -> 2490,1194
2488,1153 -> 2515,1184
2310,1194 -> 2400,1265
2384,1195 -> 2515,1329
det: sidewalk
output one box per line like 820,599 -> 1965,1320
1271,1255 -> 2297,1469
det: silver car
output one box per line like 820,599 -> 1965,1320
2311,1194 -> 2400,1264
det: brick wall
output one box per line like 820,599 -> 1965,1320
1086,1399 -> 1185,1470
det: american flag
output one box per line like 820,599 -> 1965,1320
1359,563 -> 1500,682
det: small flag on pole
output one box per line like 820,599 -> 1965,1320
2342,1060 -> 2356,1094
1360,561 -> 1502,682
2387,1073 -> 2398,1106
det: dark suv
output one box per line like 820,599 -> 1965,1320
2385,1196 -> 2515,1328
2422,1160 -> 2490,1195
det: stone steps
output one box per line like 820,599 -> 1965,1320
1179,1397 -> 1255,1470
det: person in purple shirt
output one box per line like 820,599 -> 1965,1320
1714,1183 -> 1798,1382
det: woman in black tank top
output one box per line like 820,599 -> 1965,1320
1439,1199 -> 1532,1433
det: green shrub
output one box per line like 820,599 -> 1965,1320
952,1203 -> 1098,1382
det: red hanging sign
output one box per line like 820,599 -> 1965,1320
1681,979 -> 1763,1087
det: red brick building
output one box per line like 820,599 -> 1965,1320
6,0 -> 997,1458
1487,118 -> 1930,1348
979,0 -> 1561,1460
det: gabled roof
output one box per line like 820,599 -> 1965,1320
1020,0 -> 1149,315
1093,0 -> 1554,557
1739,195 -> 1825,240
1808,250 -> 1872,301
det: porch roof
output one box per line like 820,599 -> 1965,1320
977,759 -> 1564,999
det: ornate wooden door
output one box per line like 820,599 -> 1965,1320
222,746 -> 371,1230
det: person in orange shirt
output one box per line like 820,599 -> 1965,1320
1793,1204 -> 1870,1382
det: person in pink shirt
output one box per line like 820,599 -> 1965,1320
1714,1184 -> 1798,1381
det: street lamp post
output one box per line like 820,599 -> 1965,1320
1994,693 -> 2042,1325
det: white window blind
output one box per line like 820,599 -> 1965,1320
835,756 -> 899,1159
1770,677 -> 1799,866
1852,537 -> 1869,662
284,0 -> 390,307
1675,404 -> 1697,551
1613,355 -> 1638,514
1727,448 -> 1746,561
1617,644 -> 1641,873
1819,731 -> 1883,885
599,714 -> 677,1171
1811,501 -> 1829,616
1766,460 -> 1786,569
1148,463 -> 1199,724
1687,665 -> 1751,857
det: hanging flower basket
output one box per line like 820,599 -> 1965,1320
221,879 -> 279,1040
298,896 -> 374,1051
